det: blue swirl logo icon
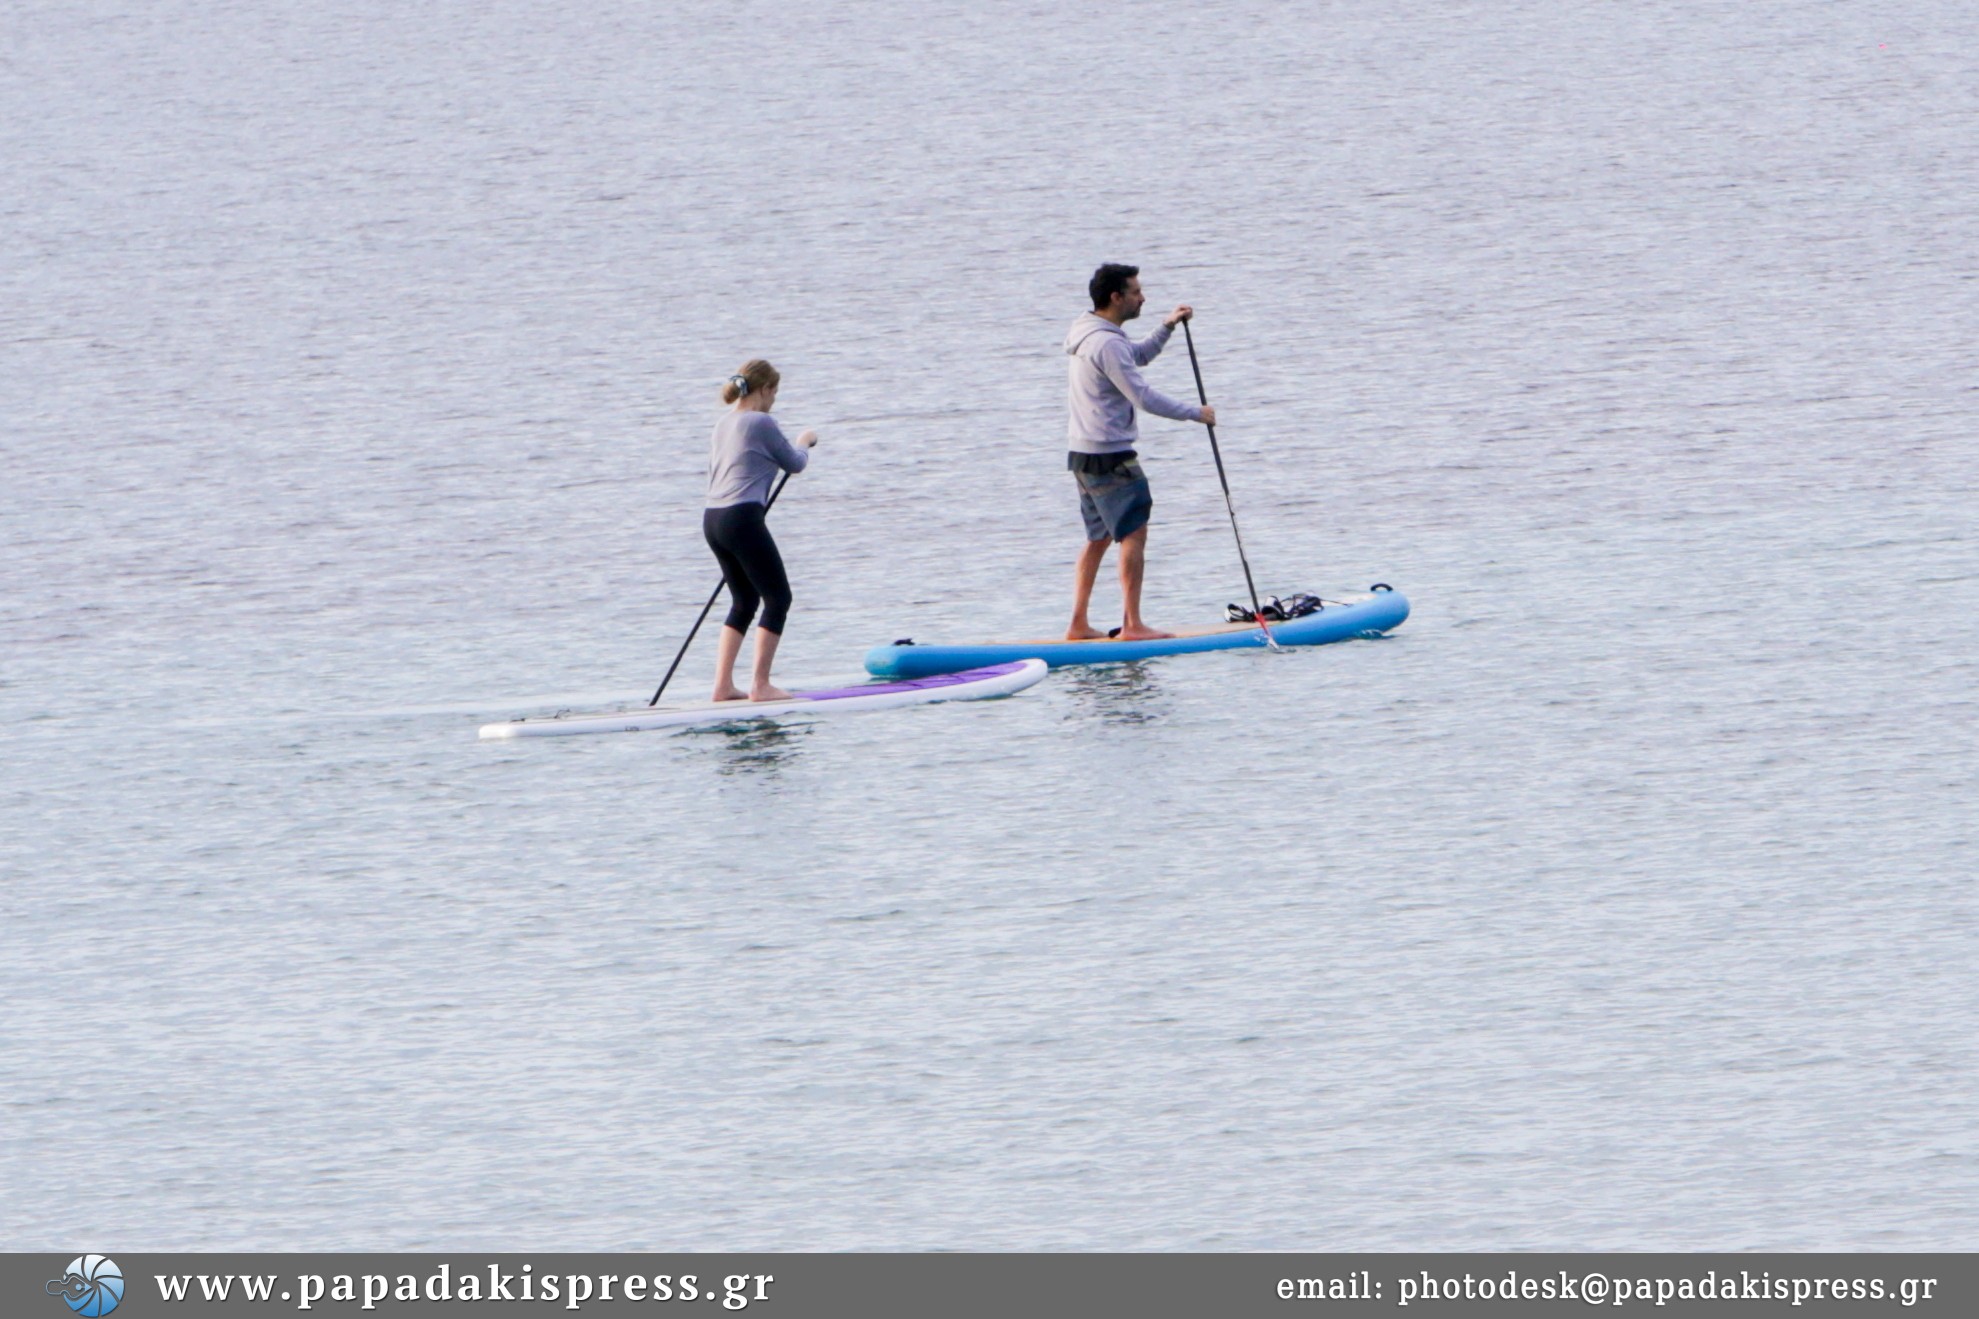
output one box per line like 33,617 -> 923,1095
47,1256 -> 123,1317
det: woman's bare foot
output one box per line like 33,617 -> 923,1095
1115,624 -> 1175,641
711,686 -> 748,702
749,685 -> 794,702
1065,624 -> 1107,640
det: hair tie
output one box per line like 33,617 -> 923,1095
729,374 -> 751,397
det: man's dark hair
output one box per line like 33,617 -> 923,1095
1089,263 -> 1139,311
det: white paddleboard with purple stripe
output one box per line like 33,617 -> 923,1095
478,658 -> 1047,739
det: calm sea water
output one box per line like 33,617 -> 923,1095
4,0 -> 1974,1250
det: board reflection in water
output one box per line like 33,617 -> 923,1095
688,719 -> 812,775
1065,661 -> 1166,726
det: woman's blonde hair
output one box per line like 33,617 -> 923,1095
720,359 -> 781,404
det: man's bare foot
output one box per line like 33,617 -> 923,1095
711,686 -> 748,702
749,685 -> 794,702
1065,624 -> 1107,640
1115,624 -> 1175,641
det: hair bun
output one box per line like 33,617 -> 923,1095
728,374 -> 751,397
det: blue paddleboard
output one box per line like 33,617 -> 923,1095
865,588 -> 1409,678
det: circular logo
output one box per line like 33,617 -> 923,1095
47,1256 -> 124,1318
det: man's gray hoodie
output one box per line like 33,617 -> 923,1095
1064,312 -> 1204,455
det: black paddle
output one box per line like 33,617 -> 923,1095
1180,318 -> 1275,647
648,469 -> 794,706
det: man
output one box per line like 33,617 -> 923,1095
1062,263 -> 1217,640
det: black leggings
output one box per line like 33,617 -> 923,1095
703,502 -> 792,635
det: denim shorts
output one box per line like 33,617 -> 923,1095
1073,457 -> 1154,542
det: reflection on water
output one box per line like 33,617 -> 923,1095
1063,662 -> 1166,726
684,717 -> 812,774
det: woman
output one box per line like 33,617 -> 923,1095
703,358 -> 817,702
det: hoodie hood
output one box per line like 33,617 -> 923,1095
1064,311 -> 1125,356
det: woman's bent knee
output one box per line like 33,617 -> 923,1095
724,591 -> 762,632
758,590 -> 792,635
